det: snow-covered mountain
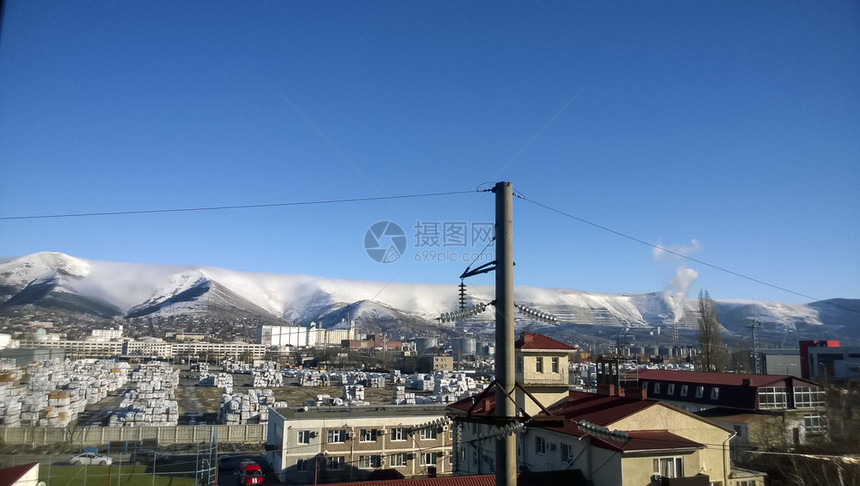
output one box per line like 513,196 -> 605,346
0,252 -> 857,342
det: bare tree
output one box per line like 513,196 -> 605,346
696,289 -> 726,372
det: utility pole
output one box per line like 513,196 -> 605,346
494,182 -> 515,486
748,317 -> 762,374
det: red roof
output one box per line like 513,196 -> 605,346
448,386 -> 497,414
515,332 -> 575,350
636,369 -> 795,387
323,475 -> 495,486
591,430 -> 704,453
546,391 -> 658,426
0,463 -> 38,486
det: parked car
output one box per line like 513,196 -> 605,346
70,453 -> 113,466
238,461 -> 263,485
130,450 -> 171,465
219,455 -> 236,472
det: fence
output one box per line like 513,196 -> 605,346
0,424 -> 267,447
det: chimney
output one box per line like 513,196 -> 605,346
623,387 -> 647,400
523,332 -> 534,343
597,384 -> 616,397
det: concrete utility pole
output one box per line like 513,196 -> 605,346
748,317 -> 762,374
494,181 -> 516,486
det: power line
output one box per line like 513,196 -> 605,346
0,190 -> 475,221
522,196 -> 860,315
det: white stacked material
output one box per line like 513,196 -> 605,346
390,385 -> 416,405
200,372 -> 233,387
388,370 -> 404,384
0,359 -> 131,428
346,372 -> 365,385
366,376 -> 386,388
406,374 -> 435,391
254,361 -> 280,372
221,359 -> 252,374
197,362 -> 211,383
342,385 -> 368,406
110,361 -> 179,426
252,368 -> 283,387
217,388 -> 282,425
297,370 -> 329,387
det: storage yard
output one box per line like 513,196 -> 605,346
0,358 -> 486,430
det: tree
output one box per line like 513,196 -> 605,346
696,289 -> 726,372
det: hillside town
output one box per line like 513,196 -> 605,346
0,314 -> 858,486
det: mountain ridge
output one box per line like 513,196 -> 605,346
0,252 -> 856,344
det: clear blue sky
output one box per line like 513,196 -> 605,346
1,1 -> 858,303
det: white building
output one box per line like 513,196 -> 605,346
258,321 -> 356,348
90,325 -> 123,341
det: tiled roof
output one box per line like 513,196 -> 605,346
450,386 -> 723,455
0,463 -> 38,486
591,430 -> 704,453
448,386 -> 497,414
515,332 -> 576,350
635,369 -> 793,387
546,391 -> 658,426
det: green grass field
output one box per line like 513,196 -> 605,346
40,465 -> 200,486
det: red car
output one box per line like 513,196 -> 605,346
238,461 -> 263,486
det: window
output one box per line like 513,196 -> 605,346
680,384 -> 688,396
296,459 -> 309,472
552,357 -> 560,373
804,414 -> 826,433
297,430 -> 312,444
654,383 -> 661,394
710,387 -> 720,400
695,386 -> 704,398
535,436 -> 547,455
653,457 -> 684,478
391,428 -> 406,441
516,357 -> 523,373
327,429 -> 346,443
359,429 -> 378,442
667,383 -> 675,395
326,456 -> 344,470
390,453 -> 406,467
758,387 -> 787,409
642,381 -> 649,390
560,443 -> 574,462
420,428 -> 438,440
536,357 -> 543,373
420,452 -> 438,466
359,455 -> 382,469
794,386 -> 825,408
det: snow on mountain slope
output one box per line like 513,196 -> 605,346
0,253 -> 855,340
0,252 -> 90,288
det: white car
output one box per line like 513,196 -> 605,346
70,452 -> 113,465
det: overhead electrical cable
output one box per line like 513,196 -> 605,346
0,190 -> 475,221
522,196 -> 859,314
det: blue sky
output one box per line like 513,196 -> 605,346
1,1 -> 858,303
